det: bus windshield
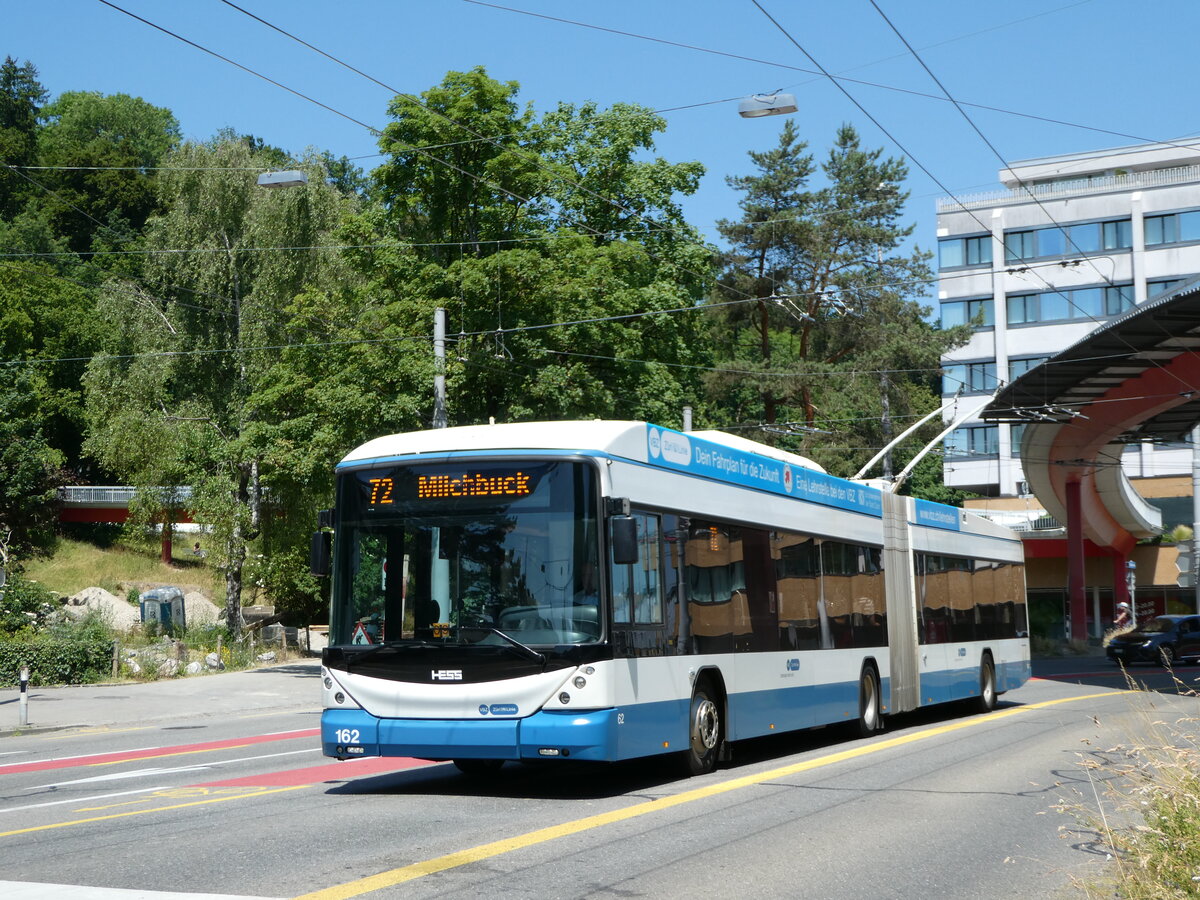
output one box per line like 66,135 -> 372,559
329,459 -> 601,647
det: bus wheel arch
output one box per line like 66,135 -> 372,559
856,660 -> 883,737
975,651 -> 997,713
684,668 -> 726,776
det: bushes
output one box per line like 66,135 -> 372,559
0,574 -> 58,634
0,632 -> 114,686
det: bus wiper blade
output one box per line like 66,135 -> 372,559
487,628 -> 546,666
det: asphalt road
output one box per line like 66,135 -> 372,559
1,657 -> 1197,899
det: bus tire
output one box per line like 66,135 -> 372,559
975,655 -> 997,713
453,758 -> 504,776
684,684 -> 722,776
857,665 -> 882,737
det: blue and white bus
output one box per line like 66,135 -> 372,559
318,421 -> 1029,775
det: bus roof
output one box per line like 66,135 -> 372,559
340,420 -> 827,473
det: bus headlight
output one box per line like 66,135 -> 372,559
559,692 -> 571,704
573,676 -> 587,689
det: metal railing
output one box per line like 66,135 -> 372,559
970,508 -> 1063,533
937,164 -> 1200,213
59,486 -> 192,506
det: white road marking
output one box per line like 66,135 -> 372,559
2,787 -> 171,814
1,882 -> 286,899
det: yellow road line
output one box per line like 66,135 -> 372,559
40,726 -> 154,740
0,785 -> 310,838
294,691 -> 1130,900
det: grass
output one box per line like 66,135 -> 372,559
23,535 -> 223,601
1065,674 -> 1200,898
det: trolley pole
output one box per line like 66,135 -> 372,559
1193,425 -> 1200,614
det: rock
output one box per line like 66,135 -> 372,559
157,658 -> 179,678
127,659 -> 142,675
65,587 -> 141,631
183,591 -> 220,626
205,652 -> 224,670
256,651 -> 276,664
185,661 -> 203,675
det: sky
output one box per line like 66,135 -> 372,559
7,0 -> 1200,280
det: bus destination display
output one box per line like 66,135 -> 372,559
364,469 -> 536,506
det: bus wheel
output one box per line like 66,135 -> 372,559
453,759 -> 504,776
975,656 -> 997,713
684,685 -> 721,776
857,666 -> 882,737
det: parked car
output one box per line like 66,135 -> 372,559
1106,614 -> 1200,666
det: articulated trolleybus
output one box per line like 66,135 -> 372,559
318,421 -> 1029,775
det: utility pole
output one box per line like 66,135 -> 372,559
433,307 -> 447,429
1193,424 -> 1200,613
876,249 -> 893,481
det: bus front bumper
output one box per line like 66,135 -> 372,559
322,707 -> 619,762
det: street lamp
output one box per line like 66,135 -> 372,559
738,92 -> 798,118
256,170 -> 308,188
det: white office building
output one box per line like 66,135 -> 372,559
937,141 -> 1200,499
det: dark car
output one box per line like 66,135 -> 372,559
1106,614 -> 1200,666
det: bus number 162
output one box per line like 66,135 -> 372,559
335,729 -> 360,744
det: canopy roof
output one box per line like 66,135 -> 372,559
983,279 -> 1200,553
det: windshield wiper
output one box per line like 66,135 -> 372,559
486,628 -> 546,666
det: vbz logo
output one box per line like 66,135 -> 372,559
786,658 -> 800,672
431,669 -> 463,680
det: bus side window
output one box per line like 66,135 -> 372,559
611,513 -> 663,626
633,514 -> 663,625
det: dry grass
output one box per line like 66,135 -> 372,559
23,536 -> 223,601
1064,673 -> 1200,898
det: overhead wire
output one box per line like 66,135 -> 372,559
462,0 -> 1200,159
862,0 -> 1200,404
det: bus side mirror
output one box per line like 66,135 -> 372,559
311,531 -> 331,577
611,515 -> 638,565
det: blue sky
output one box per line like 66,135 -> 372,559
7,0 -> 1198,278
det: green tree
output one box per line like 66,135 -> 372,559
708,122 -> 967,479
0,263 -> 101,474
36,90 -> 180,254
356,69 -> 713,429
83,138 -> 356,632
373,67 -> 542,262
0,370 -> 66,567
0,57 -> 46,218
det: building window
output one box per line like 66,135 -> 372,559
1004,230 -> 1037,262
1144,210 -> 1200,246
1004,219 -> 1132,261
1147,278 -> 1189,299
1103,219 -> 1133,250
940,298 -> 993,329
938,234 -> 992,269
1105,284 -> 1134,315
944,425 -> 998,458
1006,283 -> 1134,325
1009,356 -> 1050,381
942,361 -> 997,395
1010,423 -> 1027,457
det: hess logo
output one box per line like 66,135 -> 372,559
431,669 -> 463,681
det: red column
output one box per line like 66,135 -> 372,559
1066,480 -> 1087,642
